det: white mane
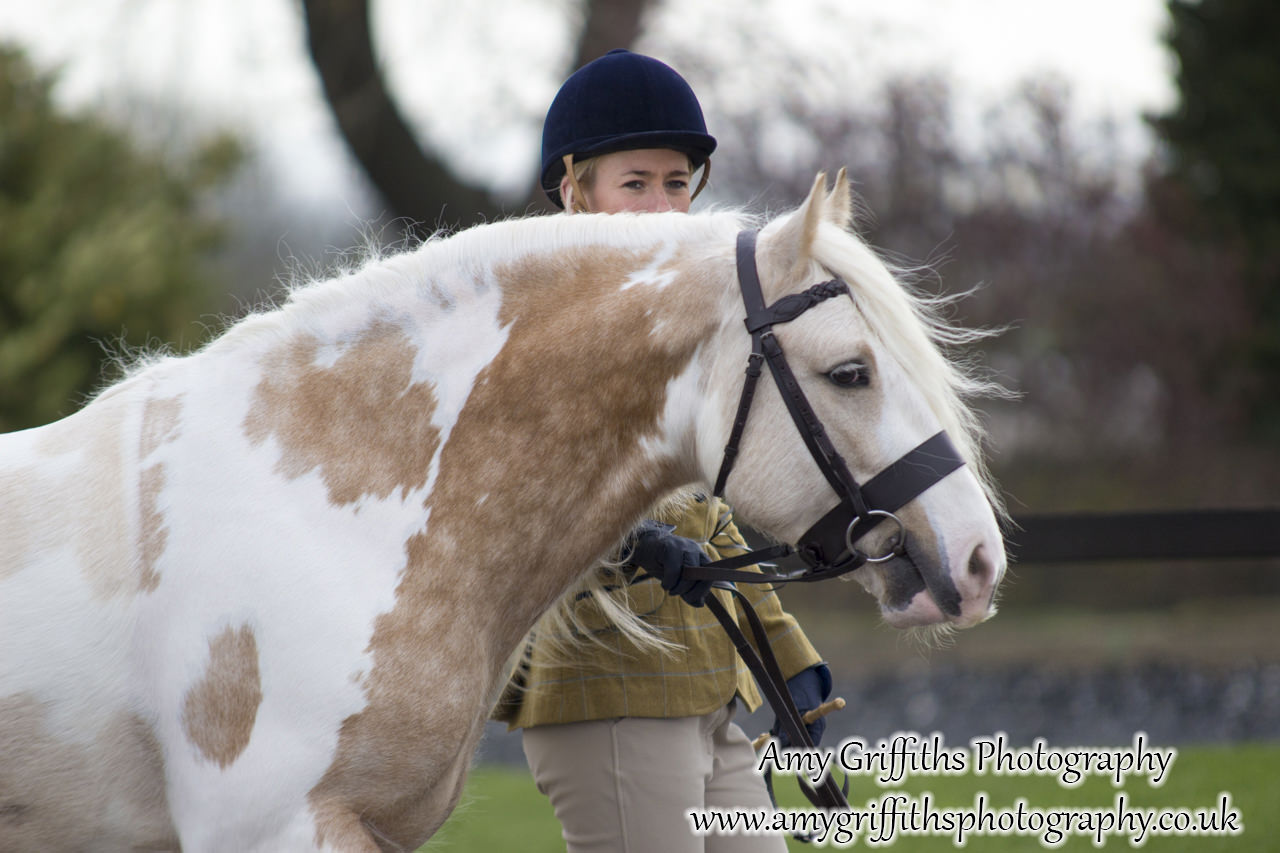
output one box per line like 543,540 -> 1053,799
217,210 -> 751,348
808,220 -> 1006,516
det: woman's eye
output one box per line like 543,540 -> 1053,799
827,362 -> 870,388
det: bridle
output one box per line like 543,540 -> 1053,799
686,230 -> 967,587
680,229 -> 969,817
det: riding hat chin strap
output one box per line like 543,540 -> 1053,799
681,229 -> 968,816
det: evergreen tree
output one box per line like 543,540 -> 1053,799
1149,0 -> 1280,431
0,46 -> 240,430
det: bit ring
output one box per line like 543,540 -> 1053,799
845,510 -> 907,563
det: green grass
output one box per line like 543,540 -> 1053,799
423,742 -> 1273,851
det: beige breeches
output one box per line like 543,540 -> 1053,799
522,702 -> 787,853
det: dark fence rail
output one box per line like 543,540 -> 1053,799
1008,509 -> 1280,564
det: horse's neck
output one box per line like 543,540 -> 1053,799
223,242 -> 721,634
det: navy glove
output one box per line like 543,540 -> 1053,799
626,520 -> 715,607
771,663 -> 833,747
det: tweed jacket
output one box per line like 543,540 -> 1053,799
493,495 -> 823,729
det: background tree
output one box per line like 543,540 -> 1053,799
0,46 -> 240,430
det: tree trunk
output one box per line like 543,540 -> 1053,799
300,0 -> 501,233
570,0 -> 649,71
300,0 -> 652,231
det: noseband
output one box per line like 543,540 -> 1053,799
688,230 -> 967,586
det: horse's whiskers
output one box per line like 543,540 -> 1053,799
902,621 -> 958,651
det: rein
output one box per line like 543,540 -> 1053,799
682,230 -> 968,815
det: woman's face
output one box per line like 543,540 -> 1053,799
565,148 -> 693,214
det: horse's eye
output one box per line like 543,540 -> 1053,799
827,362 -> 870,388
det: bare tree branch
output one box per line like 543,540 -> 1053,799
300,0 -> 653,226
300,0 -> 501,231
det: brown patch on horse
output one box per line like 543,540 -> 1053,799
7,391 -> 139,598
182,624 -> 263,769
140,394 -> 184,458
137,464 -> 166,592
0,468 -> 36,583
306,245 -> 719,847
136,395 -> 183,591
243,322 -> 442,506
0,695 -> 177,850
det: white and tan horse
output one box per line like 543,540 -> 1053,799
0,175 -> 1005,851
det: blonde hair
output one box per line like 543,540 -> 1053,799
560,154 -> 599,213
559,152 -> 710,214
514,489 -> 699,666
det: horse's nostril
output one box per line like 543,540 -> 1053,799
956,543 -> 1003,625
968,544 -> 993,581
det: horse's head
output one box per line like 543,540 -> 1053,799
700,172 -> 1006,630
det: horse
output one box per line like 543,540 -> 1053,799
0,173 -> 1006,851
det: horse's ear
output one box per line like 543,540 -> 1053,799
776,172 -> 827,260
800,171 -> 828,249
758,172 -> 832,292
828,168 -> 853,230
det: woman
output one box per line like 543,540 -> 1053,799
493,49 -> 832,853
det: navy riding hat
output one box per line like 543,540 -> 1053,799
540,49 -> 717,207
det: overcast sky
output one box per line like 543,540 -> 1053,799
0,0 -> 1175,214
